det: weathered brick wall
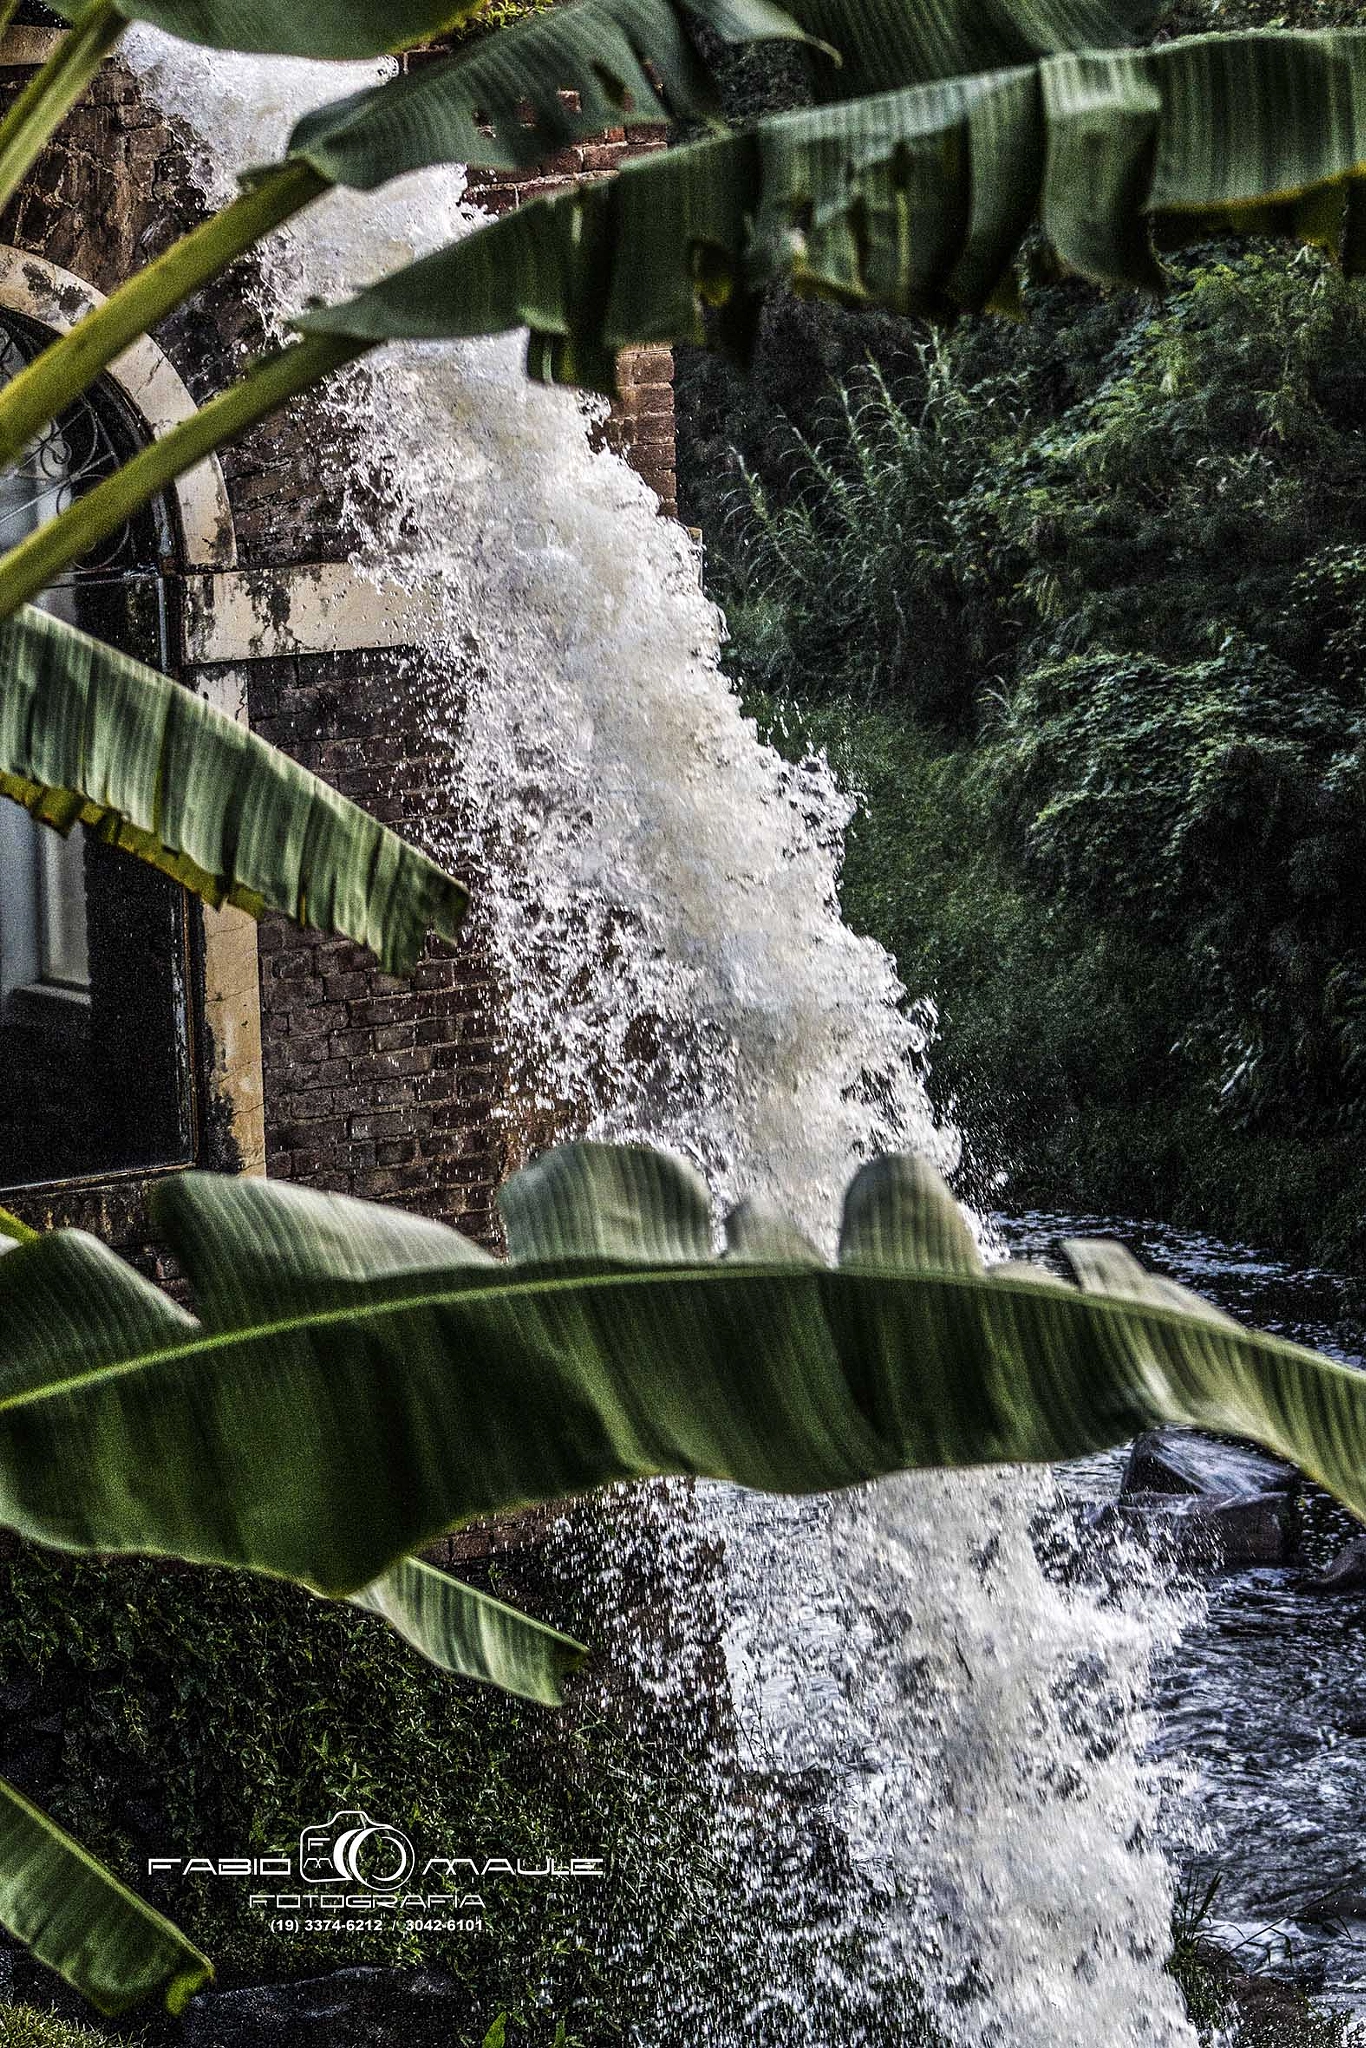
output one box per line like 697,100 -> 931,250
240,649 -> 504,1243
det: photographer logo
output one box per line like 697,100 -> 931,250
147,1813 -> 603,1938
299,1810 -> 415,1890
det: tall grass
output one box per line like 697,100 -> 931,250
717,344 -> 1020,725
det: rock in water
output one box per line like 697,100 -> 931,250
181,1967 -> 468,2046
1095,1491 -> 1295,1569
1305,1532 -> 1366,1593
1122,1427 -> 1300,1502
1107,1428 -> 1301,1569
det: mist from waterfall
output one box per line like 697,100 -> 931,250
124,33 -> 1200,2044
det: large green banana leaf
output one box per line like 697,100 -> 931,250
52,0 -> 487,58
298,28 -> 1366,388
279,0 -> 803,191
784,0 -> 1157,101
0,1778 -> 211,2017
0,1138 -> 1364,1620
48,0 -> 1154,76
275,0 -> 1155,190
0,603 -> 466,973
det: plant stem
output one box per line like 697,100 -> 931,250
0,330 -> 373,619
0,158 -> 332,471
0,7 -> 21,48
0,2 -> 126,215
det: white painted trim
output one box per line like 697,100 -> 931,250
183,563 -> 442,663
0,246 -> 237,570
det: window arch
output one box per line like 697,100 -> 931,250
0,306 -> 197,1192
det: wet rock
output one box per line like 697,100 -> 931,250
1091,1489 -> 1295,1568
181,1966 -> 467,2047
1302,1886 -> 1366,1924
1122,1427 -> 1300,1502
1305,1532 -> 1366,1593
1227,1972 -> 1325,2040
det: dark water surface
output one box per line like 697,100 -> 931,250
998,1211 -> 1366,2015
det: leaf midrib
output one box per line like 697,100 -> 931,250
0,1256 -> 1344,1416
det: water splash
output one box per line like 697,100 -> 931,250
124,34 -> 1196,2043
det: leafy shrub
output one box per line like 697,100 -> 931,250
702,246 -> 1366,1250
977,641 -> 1366,1128
0,1546 -> 736,2048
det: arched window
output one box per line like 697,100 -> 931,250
0,308 -> 196,1191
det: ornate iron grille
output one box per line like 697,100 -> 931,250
0,309 -> 169,577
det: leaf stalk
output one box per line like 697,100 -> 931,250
0,1205 -> 36,1246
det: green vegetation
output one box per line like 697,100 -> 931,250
0,1544 -> 723,2044
11,0 -> 1366,2018
1166,1875 -> 1354,2046
0,2009 -> 115,2047
713,247 -> 1366,1263
18,1133 -> 1366,2009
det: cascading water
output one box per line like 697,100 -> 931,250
125,36 -> 1201,2043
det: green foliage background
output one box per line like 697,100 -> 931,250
689,237 -> 1366,1264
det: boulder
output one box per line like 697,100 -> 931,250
181,1966 -> 469,2047
1301,1886 -> 1366,1923
1122,1427 -> 1299,1502
1305,1532 -> 1366,1594
1091,1489 -> 1295,1568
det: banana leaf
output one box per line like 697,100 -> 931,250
0,1140 -> 1363,1646
52,0 -> 488,57
0,1777 -> 211,2017
779,0 -> 1158,102
353,1555 -> 585,1704
276,0 -> 1155,190
49,0 -> 1155,77
279,0 -> 803,191
297,28 -> 1366,390
0,603 -> 466,974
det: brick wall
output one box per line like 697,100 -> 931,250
240,649 -> 505,1242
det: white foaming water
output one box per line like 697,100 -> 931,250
125,35 -> 1197,2044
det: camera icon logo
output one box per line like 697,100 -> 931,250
299,1809 -> 415,1890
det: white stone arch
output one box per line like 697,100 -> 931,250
0,245 -> 263,1176
0,244 -> 237,571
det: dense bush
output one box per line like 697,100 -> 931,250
0,1545 -> 734,2047
717,349 -> 1020,724
696,245 -> 1366,1258
0,2012 -> 111,2047
978,642 -> 1366,1131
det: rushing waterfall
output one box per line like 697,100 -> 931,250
126,34 -> 1199,2044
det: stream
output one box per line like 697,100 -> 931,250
1003,1209 -> 1366,2022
